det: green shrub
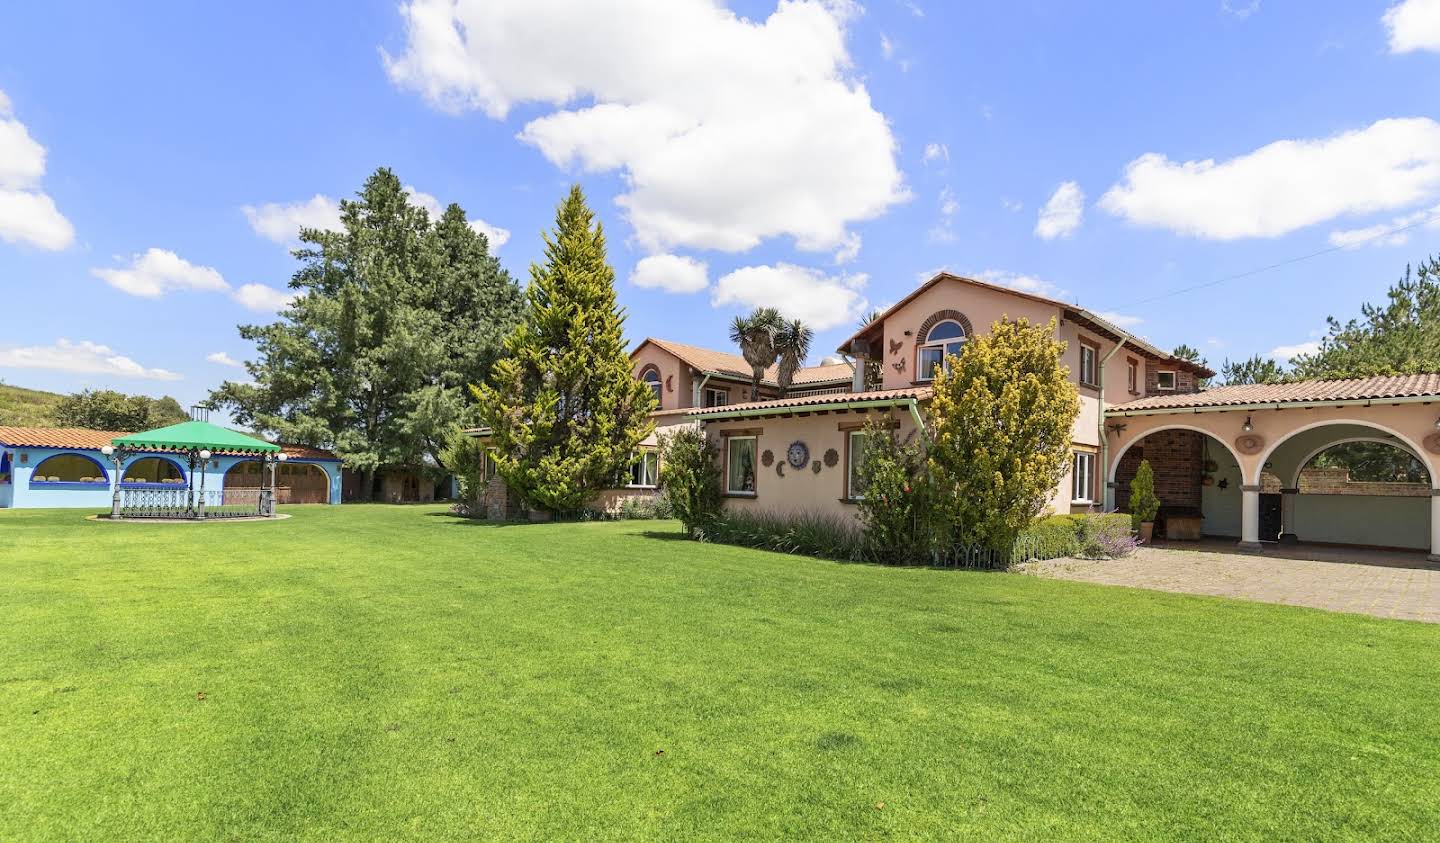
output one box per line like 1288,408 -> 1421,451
616,492 -> 674,521
440,427 -> 488,517
658,427 -> 723,536
1129,460 -> 1161,530
1011,512 -> 1137,563
696,509 -> 865,562
854,417 -> 950,564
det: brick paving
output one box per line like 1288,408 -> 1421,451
1024,540 -> 1440,623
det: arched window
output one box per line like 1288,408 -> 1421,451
640,366 -> 663,404
918,320 -> 966,381
121,457 -> 186,486
30,453 -> 109,485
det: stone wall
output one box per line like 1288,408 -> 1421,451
1115,428 -> 1205,511
1143,362 -> 1200,395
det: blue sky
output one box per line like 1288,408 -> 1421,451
1,0 -> 1438,410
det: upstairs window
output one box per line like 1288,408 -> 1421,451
704,387 -> 729,408
1127,359 -> 1139,393
1078,342 -> 1098,387
1156,371 -> 1177,391
917,320 -> 966,381
640,367 -> 663,405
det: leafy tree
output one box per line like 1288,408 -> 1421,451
53,389 -> 189,431
728,307 -> 784,401
658,426 -> 722,537
440,427 -> 489,516
926,318 -> 1080,553
1172,343 -> 1210,388
773,318 -> 815,398
854,416 -> 946,563
1220,354 -> 1287,385
209,167 -> 522,497
1128,459 -> 1160,529
1291,256 -> 1440,378
475,185 -> 655,514
1310,441 -> 1428,484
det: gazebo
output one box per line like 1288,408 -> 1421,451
101,417 -> 288,520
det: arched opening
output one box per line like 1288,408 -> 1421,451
639,366 -> 662,405
29,453 -> 109,485
225,460 -> 331,504
917,320 -> 966,381
121,456 -> 186,486
1111,427 -> 1246,540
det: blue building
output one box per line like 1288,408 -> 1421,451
0,426 -> 342,509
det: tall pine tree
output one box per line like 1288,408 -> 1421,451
476,186 -> 655,513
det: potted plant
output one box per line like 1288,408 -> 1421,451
1129,459 -> 1161,543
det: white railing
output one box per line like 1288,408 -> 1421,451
788,385 -> 853,398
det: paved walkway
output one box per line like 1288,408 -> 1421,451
1024,540 -> 1440,623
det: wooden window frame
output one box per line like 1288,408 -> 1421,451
1077,337 -> 1100,389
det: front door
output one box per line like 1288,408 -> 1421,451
1259,493 -> 1282,542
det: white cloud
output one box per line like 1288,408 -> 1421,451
901,0 -> 924,17
832,231 -> 861,264
384,0 -> 908,256
1094,310 -> 1144,329
880,33 -> 895,59
1001,197 -> 1023,213
1035,180 -> 1085,240
1221,1 -> 1261,19
245,187 -> 510,248
0,338 -> 181,381
973,269 -> 1069,301
233,283 -> 296,313
712,263 -> 868,330
242,194 -> 343,243
0,89 -> 75,250
1100,118 -> 1440,240
92,248 -> 230,298
206,351 -> 243,368
1384,0 -> 1440,53
1269,341 -> 1321,361
1328,202 -> 1440,248
928,186 -> 959,242
922,142 -> 949,165
629,254 -> 709,293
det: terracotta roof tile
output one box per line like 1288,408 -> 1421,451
1111,374 -> 1440,413
639,338 -> 853,386
687,387 -> 931,420
0,426 -> 338,459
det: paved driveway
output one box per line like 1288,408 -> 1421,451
1024,541 -> 1440,623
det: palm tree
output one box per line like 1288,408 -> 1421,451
856,309 -> 883,390
728,307 -> 784,401
774,318 -> 815,398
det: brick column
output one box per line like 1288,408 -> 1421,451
1278,488 -> 1299,544
1238,484 -> 1262,551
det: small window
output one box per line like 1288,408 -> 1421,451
725,436 -> 757,495
483,451 -> 498,482
1072,452 -> 1096,503
1127,359 -> 1139,393
628,449 -> 659,488
1079,343 -> 1098,387
640,368 -> 663,405
704,387 -> 729,408
846,430 -> 870,500
918,320 -> 966,381
1156,371 -> 1177,391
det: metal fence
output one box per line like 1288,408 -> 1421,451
116,487 -> 268,519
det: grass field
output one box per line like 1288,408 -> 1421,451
0,383 -> 64,427
4,504 -> 1439,840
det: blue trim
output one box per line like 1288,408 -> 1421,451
29,452 -> 110,484
29,481 -> 111,490
119,482 -> 190,489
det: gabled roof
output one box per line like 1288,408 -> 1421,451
0,425 -> 338,459
686,387 -> 931,421
634,337 -> 854,386
841,272 -> 1214,378
1109,373 -> 1440,414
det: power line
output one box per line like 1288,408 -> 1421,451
1109,209 -> 1440,311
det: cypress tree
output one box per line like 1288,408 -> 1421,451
476,186 -> 655,513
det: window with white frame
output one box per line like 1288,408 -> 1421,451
846,430 -> 870,500
1156,370 -> 1177,391
641,368 -> 663,404
704,387 -> 729,408
1078,342 -> 1098,387
629,449 -> 659,488
725,436 -> 757,495
1127,359 -> 1139,393
1072,451 -> 1096,503
917,320 -> 966,381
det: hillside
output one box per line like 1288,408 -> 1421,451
0,383 -> 64,427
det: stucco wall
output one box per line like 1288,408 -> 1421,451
631,343 -> 695,411
1292,495 -> 1430,550
710,408 -> 920,523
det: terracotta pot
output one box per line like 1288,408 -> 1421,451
1138,521 -> 1155,544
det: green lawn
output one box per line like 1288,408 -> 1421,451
3,505 -> 1439,840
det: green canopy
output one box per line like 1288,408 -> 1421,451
111,420 -> 281,454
